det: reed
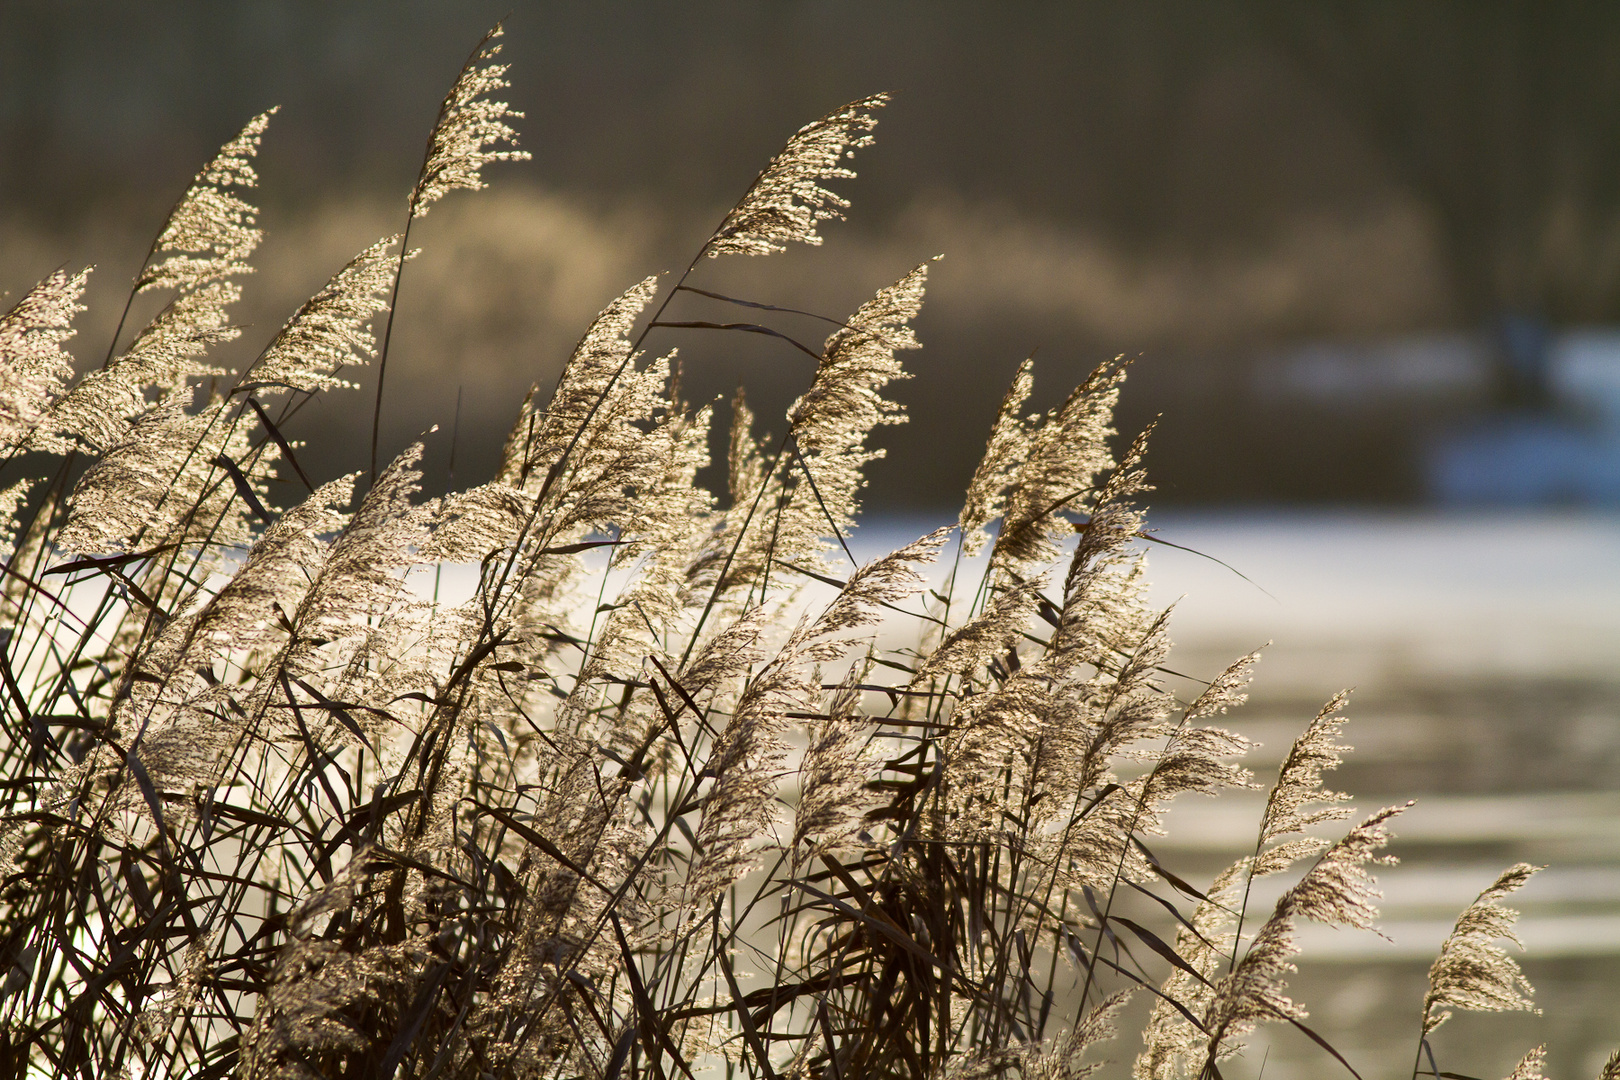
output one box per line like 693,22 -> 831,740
0,23 -> 1605,1080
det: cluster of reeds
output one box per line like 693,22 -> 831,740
0,23 -> 1611,1080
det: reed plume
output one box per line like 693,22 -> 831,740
0,268 -> 90,454
1423,863 -> 1541,1035
704,94 -> 888,257
0,24 -> 1604,1080
1410,862 -> 1543,1080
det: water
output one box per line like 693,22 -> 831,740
850,511 -> 1620,1077
1132,511 -> 1620,1078
417,511 -> 1620,1074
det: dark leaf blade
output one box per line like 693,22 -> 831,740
211,453 -> 271,525
791,881 -> 952,977
649,319 -> 823,361
714,907 -> 780,1079
291,676 -> 376,752
1108,915 -> 1209,986
1124,879 -> 1218,951
474,802 -> 610,894
243,396 -> 314,493
1286,1015 -> 1364,1080
1130,835 -> 1212,902
377,960 -> 452,1080
675,283 -> 847,327
610,913 -> 696,1080
122,749 -> 168,843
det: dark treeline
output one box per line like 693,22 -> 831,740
4,0 -> 1619,505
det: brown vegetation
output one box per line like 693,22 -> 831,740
0,23 -> 1605,1080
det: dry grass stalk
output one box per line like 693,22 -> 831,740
0,23 -> 1605,1080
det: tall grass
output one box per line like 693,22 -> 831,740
0,23 -> 1606,1080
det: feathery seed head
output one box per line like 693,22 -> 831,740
500,275 -> 659,489
193,474 -> 357,658
1206,803 -> 1408,1056
1018,991 -> 1132,1080
411,24 -> 531,216
1257,691 -> 1355,865
705,94 -> 888,257
57,392 -> 274,556
794,657 -> 878,854
1422,862 -> 1542,1035
1282,801 -> 1405,931
238,236 -> 406,396
770,261 -> 930,564
38,281 -> 242,456
809,526 -> 950,643
0,268 -> 90,452
959,356 -> 1035,557
291,442 -> 428,660
138,109 -> 275,294
1506,1046 -> 1547,1080
789,258 -> 927,452
913,578 -> 1043,682
992,360 -> 1125,580
1186,647 -> 1263,721
727,387 -> 767,507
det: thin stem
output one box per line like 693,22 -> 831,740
368,212 -> 416,487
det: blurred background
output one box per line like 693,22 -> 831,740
16,0 -> 1620,507
4,1 -> 1619,1075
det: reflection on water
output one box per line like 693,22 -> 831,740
858,511 -> 1620,1078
